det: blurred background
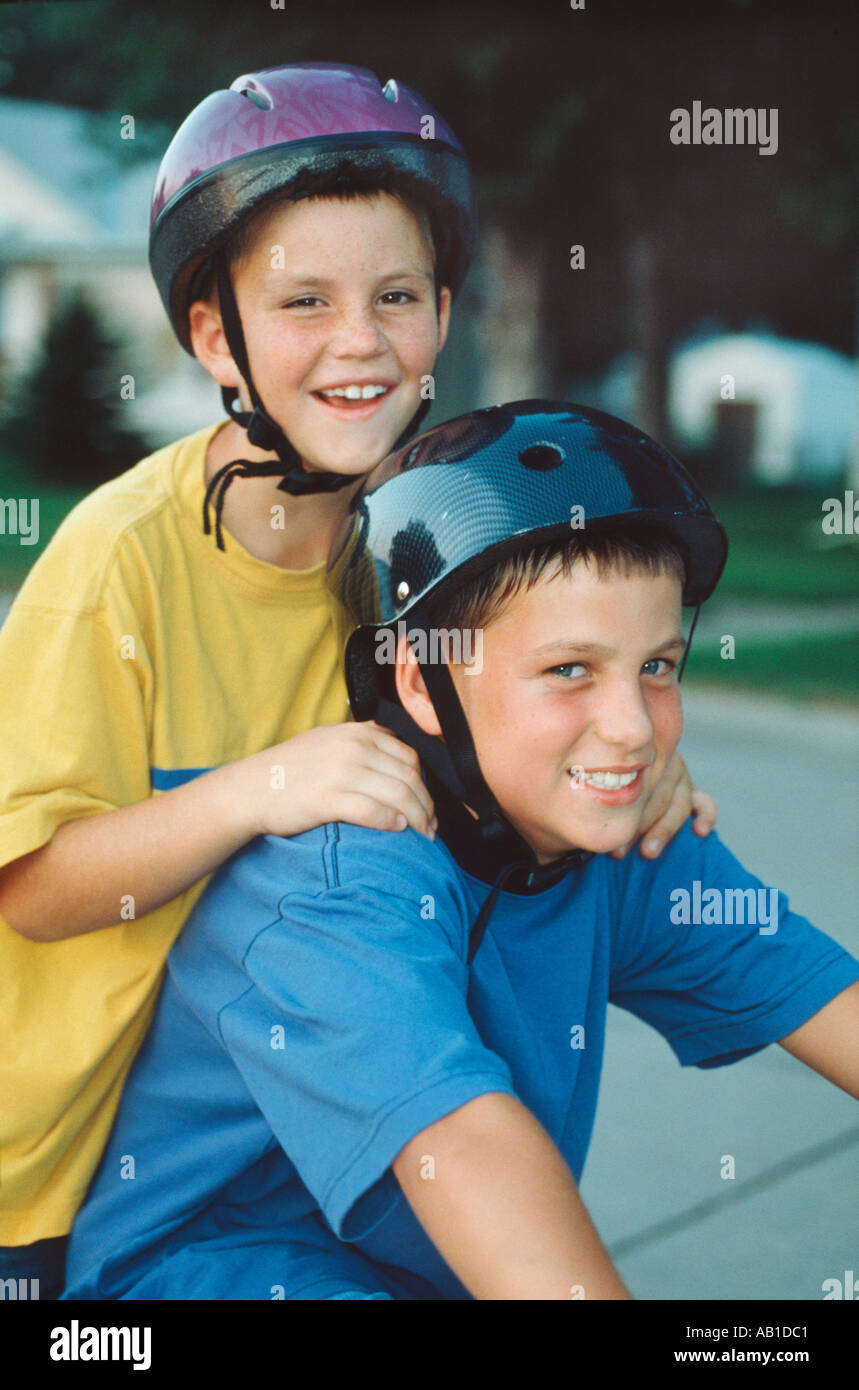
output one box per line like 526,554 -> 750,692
0,0 -> 856,1303
0,0 -> 850,700
0,0 -> 856,703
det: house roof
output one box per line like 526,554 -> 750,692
0,95 -> 162,252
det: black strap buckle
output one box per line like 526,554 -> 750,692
245,406 -> 281,451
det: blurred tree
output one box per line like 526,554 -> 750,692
0,294 -> 148,487
1,0 -> 855,454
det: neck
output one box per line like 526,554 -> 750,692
205,420 -> 361,569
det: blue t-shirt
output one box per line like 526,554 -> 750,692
63,822 -> 858,1301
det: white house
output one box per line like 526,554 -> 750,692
0,96 -> 221,445
599,330 -> 857,484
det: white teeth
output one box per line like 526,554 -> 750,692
321,384 -> 388,400
570,769 -> 638,789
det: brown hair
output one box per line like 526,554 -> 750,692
193,162 -> 440,303
426,524 -> 687,634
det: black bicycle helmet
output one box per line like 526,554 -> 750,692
329,400 -> 727,870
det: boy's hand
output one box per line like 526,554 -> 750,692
239,721 -> 437,842
612,750 -> 717,860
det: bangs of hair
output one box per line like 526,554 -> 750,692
192,162 -> 440,303
426,525 -> 687,634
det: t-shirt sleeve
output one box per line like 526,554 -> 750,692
608,823 -> 859,1068
210,835 -> 517,1241
0,539 -> 152,871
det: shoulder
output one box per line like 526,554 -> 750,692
178,822 -> 472,968
611,820 -> 736,897
321,821 -> 468,902
10,426 -> 216,616
606,818 -> 847,966
602,821 -> 748,950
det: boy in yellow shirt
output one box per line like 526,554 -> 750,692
0,63 -> 714,1297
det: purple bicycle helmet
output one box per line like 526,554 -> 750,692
150,62 -> 476,351
148,63 -> 477,543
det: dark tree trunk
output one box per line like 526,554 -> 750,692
627,233 -> 670,446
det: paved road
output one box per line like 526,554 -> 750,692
696,596 -> 857,641
581,687 -> 859,1301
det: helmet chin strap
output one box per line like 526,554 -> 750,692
377,605 -> 591,868
203,255 -> 434,550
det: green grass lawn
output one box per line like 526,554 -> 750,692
3,472 -> 852,595
684,629 -> 858,705
0,454 -> 87,588
708,488 -> 858,601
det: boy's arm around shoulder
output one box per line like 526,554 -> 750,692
0,534 -> 265,941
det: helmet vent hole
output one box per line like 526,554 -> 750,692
519,442 -> 565,471
239,86 -> 272,111
382,79 -> 399,103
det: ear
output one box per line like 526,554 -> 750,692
435,284 -> 452,355
394,633 -> 443,737
188,295 -> 248,402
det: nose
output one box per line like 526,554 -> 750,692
590,673 -> 654,756
328,301 -> 388,358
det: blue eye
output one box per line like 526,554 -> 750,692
642,658 -> 675,676
550,663 -> 587,679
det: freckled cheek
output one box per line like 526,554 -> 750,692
507,692 -> 580,770
248,325 -> 321,387
389,317 -> 442,366
467,688 -> 530,784
648,687 -> 683,761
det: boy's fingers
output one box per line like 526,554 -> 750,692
632,779 -> 679,854
637,786 -> 718,857
356,724 -> 435,821
690,786 -> 718,836
363,722 -> 424,769
342,796 -> 434,839
636,796 -> 686,859
339,769 -> 435,839
337,793 -> 411,835
356,749 -> 435,824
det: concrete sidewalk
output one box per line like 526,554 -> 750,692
580,688 -> 859,1301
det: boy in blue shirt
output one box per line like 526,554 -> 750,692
62,402 -> 859,1301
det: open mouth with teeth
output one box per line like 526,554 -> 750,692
313,384 -> 393,408
566,767 -> 646,806
570,769 -> 640,790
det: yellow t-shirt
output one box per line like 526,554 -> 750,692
0,421 -> 351,1244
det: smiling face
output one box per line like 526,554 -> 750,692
193,191 -> 450,477
399,557 -> 686,862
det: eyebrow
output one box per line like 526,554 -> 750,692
262,268 -> 433,288
532,634 -> 687,657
